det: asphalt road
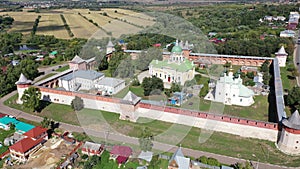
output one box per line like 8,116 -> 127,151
0,65 -> 297,169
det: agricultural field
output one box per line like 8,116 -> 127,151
1,12 -> 37,34
36,14 -> 70,39
102,20 -> 142,38
0,8 -> 155,39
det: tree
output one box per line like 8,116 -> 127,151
139,127 -> 154,151
199,83 -> 209,98
170,82 -> 181,93
71,96 -> 84,111
21,87 -> 41,112
224,61 -> 231,68
142,76 -> 164,96
263,72 -> 271,85
9,123 -> 15,131
287,87 -> 300,109
41,117 -> 51,128
98,56 -> 108,71
260,60 -> 269,73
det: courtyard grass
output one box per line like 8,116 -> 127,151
280,67 -> 297,91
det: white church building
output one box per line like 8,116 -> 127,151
205,70 -> 255,106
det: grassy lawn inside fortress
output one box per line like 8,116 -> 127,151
4,94 -> 300,167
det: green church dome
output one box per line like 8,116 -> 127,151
171,45 -> 183,53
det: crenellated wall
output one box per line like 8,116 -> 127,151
32,86 -> 279,141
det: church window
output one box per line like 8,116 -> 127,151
226,93 -> 228,96
165,75 -> 166,79
160,73 -> 161,77
219,92 -> 221,95
155,73 -> 157,76
297,141 -> 299,143
240,99 -> 242,102
296,147 -> 298,149
233,94 -> 235,97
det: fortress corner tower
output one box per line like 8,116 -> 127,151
278,110 -> 300,155
15,73 -> 32,104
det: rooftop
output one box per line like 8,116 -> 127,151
60,70 -> 104,81
150,59 -> 194,72
169,147 -> 190,169
276,46 -> 288,55
15,73 -> 32,85
82,141 -> 102,151
123,91 -> 141,105
110,145 -> 132,157
9,137 -> 44,153
97,77 -> 125,88
23,126 -> 48,139
282,110 -> 300,130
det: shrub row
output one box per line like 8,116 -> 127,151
60,14 -> 74,37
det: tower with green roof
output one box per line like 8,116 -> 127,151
149,40 -> 195,88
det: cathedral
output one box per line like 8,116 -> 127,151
205,69 -> 255,106
148,40 -> 195,87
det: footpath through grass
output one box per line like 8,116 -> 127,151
4,94 -> 300,166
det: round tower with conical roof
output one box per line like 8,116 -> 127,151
275,46 -> 288,67
277,110 -> 300,155
15,73 -> 32,104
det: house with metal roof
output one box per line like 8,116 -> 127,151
82,141 -> 104,156
168,147 -> 191,169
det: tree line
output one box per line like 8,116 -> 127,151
60,14 -> 74,37
32,15 -> 41,35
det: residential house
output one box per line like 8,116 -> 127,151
9,126 -> 48,162
82,141 -> 104,156
168,147 -> 191,169
138,151 -> 153,163
280,30 -> 295,38
110,145 -> 133,164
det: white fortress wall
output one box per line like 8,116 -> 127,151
136,107 -> 278,142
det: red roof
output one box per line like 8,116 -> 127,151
0,113 -> 6,118
23,126 -> 48,139
110,145 -> 132,157
116,156 -> 128,164
9,137 -> 44,153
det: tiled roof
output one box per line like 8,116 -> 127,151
70,55 -> 85,64
23,126 -> 48,139
110,145 -> 132,157
60,70 -> 104,81
82,141 -> 102,151
276,46 -> 287,55
9,137 -> 44,153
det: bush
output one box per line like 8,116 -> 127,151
71,96 -> 84,111
82,154 -> 88,160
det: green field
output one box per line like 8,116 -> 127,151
56,65 -> 70,72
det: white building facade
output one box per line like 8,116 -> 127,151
205,71 -> 255,106
149,43 -> 195,87
275,46 -> 288,67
